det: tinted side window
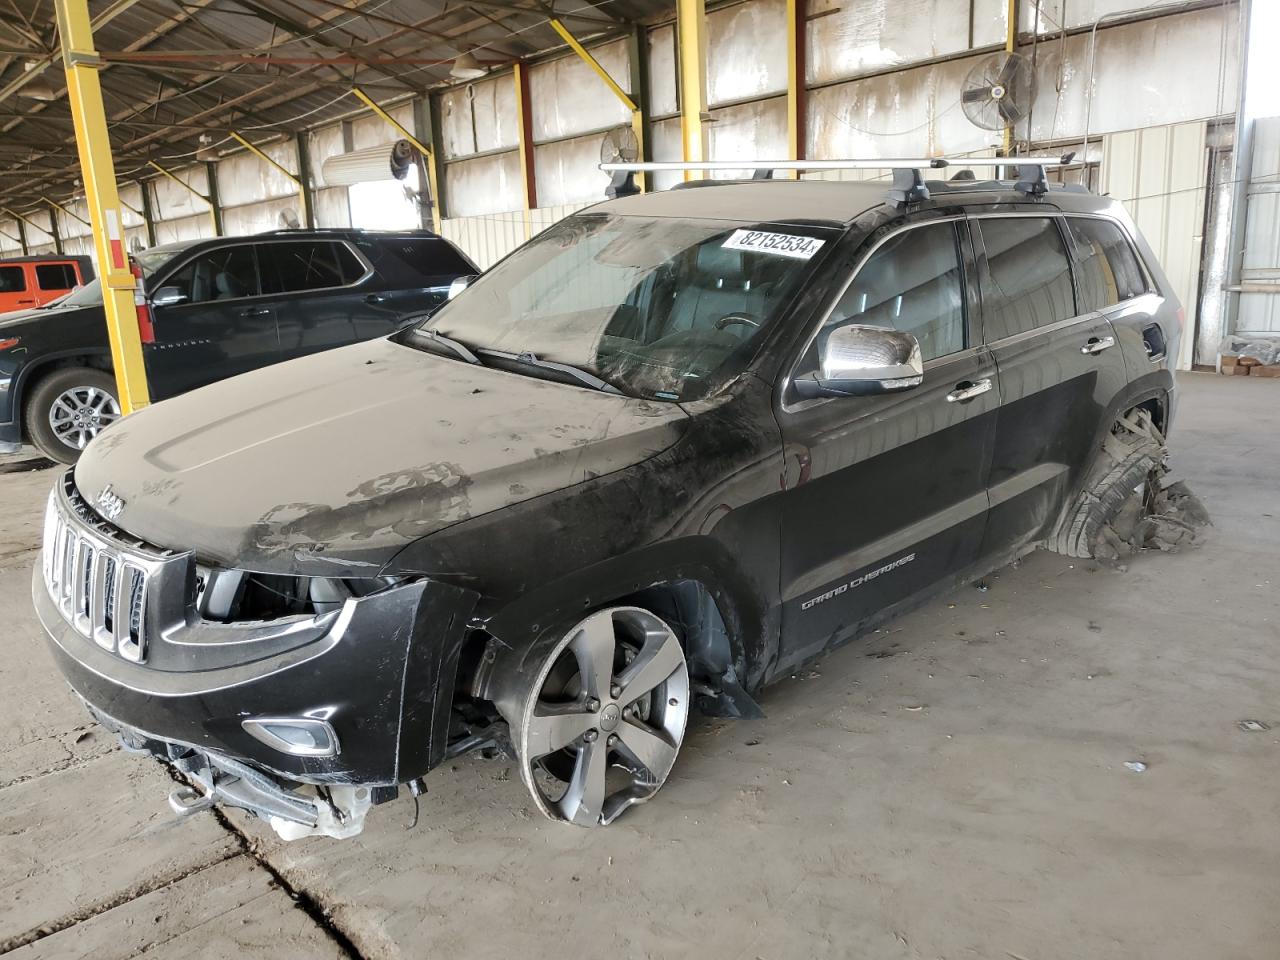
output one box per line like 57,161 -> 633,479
1067,217 -> 1147,310
268,241 -> 363,293
35,263 -> 77,290
357,238 -> 474,285
165,246 -> 260,304
0,266 -> 26,292
975,217 -> 1076,340
822,222 -> 966,362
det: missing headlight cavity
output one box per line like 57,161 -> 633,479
195,567 -> 401,622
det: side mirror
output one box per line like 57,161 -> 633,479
151,286 -> 187,307
794,324 -> 923,399
447,275 -> 477,300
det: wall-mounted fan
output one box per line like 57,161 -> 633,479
600,126 -> 640,199
600,125 -> 639,166
961,52 -> 1036,132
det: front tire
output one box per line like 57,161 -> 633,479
25,367 -> 122,465
495,607 -> 691,827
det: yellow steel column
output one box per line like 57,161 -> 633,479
351,87 -> 442,233
548,19 -> 645,192
1003,0 -> 1018,155
786,0 -> 806,180
676,0 -> 709,180
512,62 -> 537,240
230,131 -> 308,227
53,0 -> 149,413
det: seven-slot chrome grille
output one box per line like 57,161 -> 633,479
42,475 -> 170,663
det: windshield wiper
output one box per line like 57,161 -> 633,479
416,328 -> 481,365
479,349 -> 623,395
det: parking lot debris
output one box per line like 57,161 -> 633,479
1123,761 -> 1148,773
1238,720 -> 1270,733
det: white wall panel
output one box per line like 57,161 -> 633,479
441,202 -> 590,270
1101,120 -> 1208,371
153,212 -> 216,244
708,96 -> 788,176
222,196 -> 301,236
119,182 -> 146,233
313,187 -> 351,227
1027,8 -> 1237,143
1238,115 -> 1280,334
808,0 -> 981,86
217,137 -> 300,207
530,39 -> 631,142
150,164 -> 210,221
808,56 -> 999,159
648,24 -> 678,117
708,0 -> 787,106
351,101 -> 415,151
649,116 -> 684,192
0,222 -> 21,254
441,76 -> 518,159
1025,0 -> 1168,32
446,151 -> 522,217
535,133 -> 614,207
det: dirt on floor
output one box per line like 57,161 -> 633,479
1,373 -> 1278,960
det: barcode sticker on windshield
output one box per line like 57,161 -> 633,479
722,229 -> 825,260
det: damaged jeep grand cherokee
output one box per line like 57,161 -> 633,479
34,168 -> 1181,838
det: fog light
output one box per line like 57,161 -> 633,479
242,717 -> 340,757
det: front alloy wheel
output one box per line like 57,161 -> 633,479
49,384 -> 121,452
512,606 -> 690,826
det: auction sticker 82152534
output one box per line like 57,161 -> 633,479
721,229 -> 826,260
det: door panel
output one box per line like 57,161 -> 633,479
972,216 -> 1131,557
776,220 -> 996,669
266,240 -> 374,359
145,244 -> 281,399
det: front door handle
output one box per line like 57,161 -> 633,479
364,293 -> 388,304
1081,335 -> 1116,355
946,378 -> 993,403
239,307 -> 271,318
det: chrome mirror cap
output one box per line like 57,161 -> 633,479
819,324 -> 923,392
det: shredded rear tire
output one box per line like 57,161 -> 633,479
1048,410 -> 1166,560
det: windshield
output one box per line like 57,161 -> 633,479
52,247 -> 178,308
414,213 -> 834,401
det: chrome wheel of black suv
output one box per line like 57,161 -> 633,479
25,367 -> 120,464
497,607 -> 690,826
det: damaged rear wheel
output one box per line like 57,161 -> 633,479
496,606 -> 690,826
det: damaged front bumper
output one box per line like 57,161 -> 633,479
33,529 -> 477,839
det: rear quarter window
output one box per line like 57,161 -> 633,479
1066,217 -> 1148,310
358,238 -> 474,286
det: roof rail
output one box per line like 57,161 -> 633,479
599,156 -> 1076,207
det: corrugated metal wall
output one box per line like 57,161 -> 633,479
1237,115 -> 1280,333
1101,121 -> 1209,371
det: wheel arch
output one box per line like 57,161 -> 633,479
15,349 -> 115,429
472,535 -> 775,712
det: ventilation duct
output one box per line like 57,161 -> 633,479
320,141 -> 418,186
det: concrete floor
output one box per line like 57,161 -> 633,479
1,371 -> 1277,960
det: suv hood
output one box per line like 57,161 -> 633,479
75,338 -> 688,575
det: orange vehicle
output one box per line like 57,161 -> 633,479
0,255 -> 94,313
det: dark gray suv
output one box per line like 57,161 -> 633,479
32,171 -> 1181,838
0,229 -> 475,463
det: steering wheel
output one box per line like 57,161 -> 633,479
715,313 -> 761,331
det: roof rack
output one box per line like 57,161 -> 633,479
599,156 -> 1074,208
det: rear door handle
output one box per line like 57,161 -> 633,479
239,307 -> 272,318
364,293 -> 388,304
1081,335 -> 1116,355
946,378 -> 993,403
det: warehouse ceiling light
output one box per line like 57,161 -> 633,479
17,64 -> 57,101
195,133 -> 220,162
449,51 -> 487,80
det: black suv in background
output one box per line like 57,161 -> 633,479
0,229 -> 475,462
34,175 -> 1181,838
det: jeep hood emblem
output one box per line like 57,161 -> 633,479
96,484 -> 126,522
